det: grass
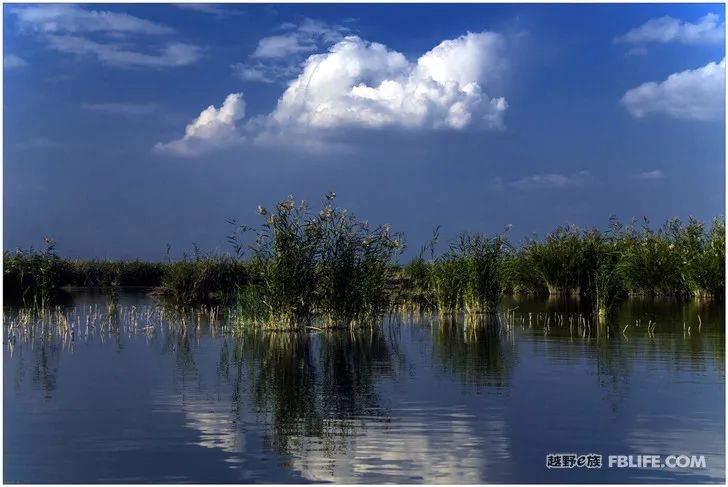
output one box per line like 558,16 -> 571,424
4,244 -> 247,308
230,193 -> 403,329
401,215 -> 724,318
60,260 -> 166,288
4,238 -> 61,308
5,207 -> 724,324
159,253 -> 248,306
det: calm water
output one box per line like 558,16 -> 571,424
4,290 -> 725,483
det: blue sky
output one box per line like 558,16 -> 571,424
3,3 -> 725,260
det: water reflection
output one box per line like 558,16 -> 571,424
428,313 -> 516,389
3,291 -> 724,483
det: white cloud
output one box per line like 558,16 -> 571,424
633,170 -> 665,180
10,5 -> 200,69
621,58 -> 725,121
270,33 -> 507,131
252,34 -> 318,59
234,18 -> 350,83
614,13 -> 724,45
4,54 -> 28,70
12,4 -> 173,35
496,170 -> 590,190
231,61 -> 299,83
252,18 -> 348,59
46,35 -> 200,68
175,4 -> 242,17
82,102 -> 157,117
159,31 -> 509,156
154,93 -> 246,156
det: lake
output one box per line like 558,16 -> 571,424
4,290 -> 725,483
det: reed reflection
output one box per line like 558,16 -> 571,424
431,313 -> 516,389
218,325 -> 397,457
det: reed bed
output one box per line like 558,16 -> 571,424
4,210 -> 724,328
402,216 -> 724,318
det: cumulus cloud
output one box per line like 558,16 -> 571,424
633,170 -> 665,180
158,32 -> 509,156
270,33 -> 507,130
614,13 -> 724,45
10,4 -> 200,69
154,93 -> 246,156
4,54 -> 28,70
621,58 -> 725,121
82,102 -> 157,117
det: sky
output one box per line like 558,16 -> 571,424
3,3 -> 726,260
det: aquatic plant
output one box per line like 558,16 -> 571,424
616,218 -> 691,296
232,193 -> 403,329
505,243 -> 549,295
316,195 -> 404,326
402,255 -> 433,310
429,253 -> 467,315
579,224 -> 625,320
6,215 -> 723,316
160,253 -> 247,306
238,197 -> 321,328
526,226 -> 585,295
63,260 -> 165,288
457,232 -> 511,314
674,217 -> 725,297
425,227 -> 511,315
3,238 -> 61,307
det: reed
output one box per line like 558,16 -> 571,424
232,193 -> 403,329
523,226 -> 584,296
579,226 -> 624,320
160,252 -> 247,306
616,217 -> 687,296
429,255 -> 467,314
5,215 -> 723,318
457,232 -> 511,314
3,238 -> 61,307
422,227 -> 511,315
62,260 -> 165,288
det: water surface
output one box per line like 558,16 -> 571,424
4,291 -> 725,483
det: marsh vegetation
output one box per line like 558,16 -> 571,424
4,194 -> 724,329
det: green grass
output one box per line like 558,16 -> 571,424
231,193 -> 403,329
60,260 -> 166,288
160,257 -> 247,306
4,239 -> 61,308
5,209 -> 724,323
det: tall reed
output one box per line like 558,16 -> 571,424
232,193 -> 403,329
4,238 -> 61,307
458,232 -> 511,314
427,229 -> 511,315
